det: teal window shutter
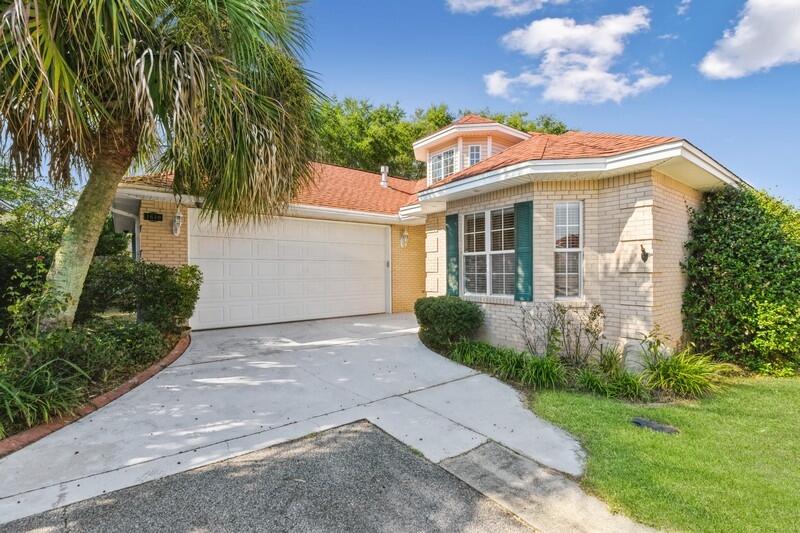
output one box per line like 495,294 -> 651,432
445,214 -> 459,296
514,201 -> 533,301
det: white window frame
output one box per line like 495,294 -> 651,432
461,207 -> 515,298
429,147 -> 456,184
554,201 -> 584,299
468,145 -> 482,166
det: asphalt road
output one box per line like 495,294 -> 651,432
6,421 -> 531,532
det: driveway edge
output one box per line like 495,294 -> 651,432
0,335 -> 192,459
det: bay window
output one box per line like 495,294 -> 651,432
554,201 -> 583,298
463,208 -> 515,296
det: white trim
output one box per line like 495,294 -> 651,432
553,201 -> 584,299
468,144 -> 482,167
385,225 -> 393,314
457,137 -> 464,172
460,207 -> 516,298
413,123 -> 529,151
417,140 -> 747,203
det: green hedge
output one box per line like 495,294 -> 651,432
77,256 -> 202,332
414,296 -> 483,351
683,187 -> 800,370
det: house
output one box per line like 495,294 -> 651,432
113,114 -> 745,349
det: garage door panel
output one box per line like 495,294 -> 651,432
189,212 -> 389,329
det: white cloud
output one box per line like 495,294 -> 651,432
677,0 -> 691,16
699,0 -> 800,79
486,6 -> 670,103
658,33 -> 679,40
446,0 -> 568,17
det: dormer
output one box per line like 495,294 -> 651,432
412,115 -> 530,186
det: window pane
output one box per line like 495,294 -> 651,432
474,231 -> 485,252
474,213 -> 485,233
566,274 -> 580,297
465,255 -> 487,294
567,202 -> 580,225
491,252 -> 515,296
555,204 -> 568,226
567,226 -> 580,249
465,215 -> 474,233
490,209 -> 514,251
555,273 -> 567,297
554,251 -> 566,273
503,229 -> 515,250
465,233 -> 475,253
469,145 -> 481,166
555,226 -> 568,249
567,251 -> 580,274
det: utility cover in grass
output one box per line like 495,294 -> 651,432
631,417 -> 679,434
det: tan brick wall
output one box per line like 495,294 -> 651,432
652,171 -> 703,346
391,224 -> 427,312
425,213 -> 447,297
138,200 -> 188,267
436,171 -> 663,351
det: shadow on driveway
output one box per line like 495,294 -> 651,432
7,421 -> 531,532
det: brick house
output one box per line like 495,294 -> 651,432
113,115 -> 745,349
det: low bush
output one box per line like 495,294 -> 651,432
449,340 -> 566,390
414,296 -> 483,351
78,256 -> 202,332
639,332 -> 737,399
641,346 -> 735,399
573,345 -> 650,402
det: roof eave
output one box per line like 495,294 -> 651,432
417,141 -> 746,204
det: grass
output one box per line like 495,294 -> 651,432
530,376 -> 800,532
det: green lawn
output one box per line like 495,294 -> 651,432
530,377 -> 800,533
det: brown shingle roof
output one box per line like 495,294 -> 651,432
120,162 -> 418,216
424,131 -> 680,191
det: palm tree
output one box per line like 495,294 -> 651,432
0,0 -> 320,327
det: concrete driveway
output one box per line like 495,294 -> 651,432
0,313 -> 584,525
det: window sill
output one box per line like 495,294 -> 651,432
463,294 -> 516,306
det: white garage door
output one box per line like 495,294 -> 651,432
189,210 -> 390,329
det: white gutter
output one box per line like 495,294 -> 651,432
417,140 -> 747,202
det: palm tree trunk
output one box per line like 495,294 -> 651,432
45,124 -> 136,328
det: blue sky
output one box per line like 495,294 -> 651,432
304,0 -> 800,205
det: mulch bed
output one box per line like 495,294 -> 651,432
0,335 -> 191,458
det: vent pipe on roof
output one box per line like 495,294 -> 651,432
380,165 -> 389,189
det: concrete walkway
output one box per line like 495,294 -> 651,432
0,313 -> 643,531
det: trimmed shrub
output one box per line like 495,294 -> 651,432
414,296 -> 483,351
683,187 -> 800,369
136,262 -> 202,332
77,257 -> 202,332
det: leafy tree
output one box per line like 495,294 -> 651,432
0,0 -> 320,327
316,99 -> 567,179
683,187 -> 800,370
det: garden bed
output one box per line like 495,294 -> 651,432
0,334 -> 191,458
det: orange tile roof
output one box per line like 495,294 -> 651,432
452,114 -> 497,125
424,131 -> 680,191
120,162 -> 418,216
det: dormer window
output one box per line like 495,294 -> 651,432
430,148 -> 456,183
469,145 -> 482,166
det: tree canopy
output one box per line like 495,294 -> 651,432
316,98 -> 568,180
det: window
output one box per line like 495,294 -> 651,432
462,208 -> 515,296
429,148 -> 456,183
469,145 -> 481,166
554,202 -> 582,298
